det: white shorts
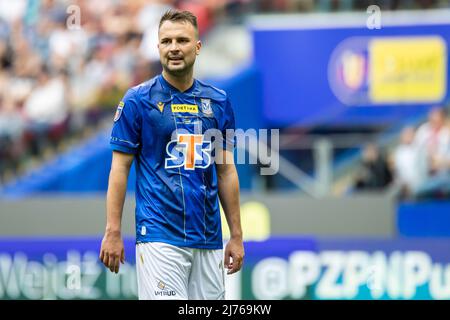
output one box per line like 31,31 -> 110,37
136,242 -> 225,300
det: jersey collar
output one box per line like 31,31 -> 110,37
159,74 -> 198,95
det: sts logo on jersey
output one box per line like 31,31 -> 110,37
165,134 -> 211,170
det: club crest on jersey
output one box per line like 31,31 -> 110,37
165,134 -> 211,170
113,101 -> 125,122
200,99 -> 213,115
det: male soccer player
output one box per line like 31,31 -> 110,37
99,10 -> 244,300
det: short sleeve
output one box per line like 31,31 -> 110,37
110,89 -> 142,154
221,97 -> 236,150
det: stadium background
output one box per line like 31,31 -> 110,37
1,0 -> 450,300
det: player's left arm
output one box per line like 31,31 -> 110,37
216,149 -> 244,275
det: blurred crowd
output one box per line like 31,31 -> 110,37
0,0 -> 247,183
353,107 -> 450,200
0,0 -> 449,185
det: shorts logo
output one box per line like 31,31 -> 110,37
157,280 -> 166,290
201,99 -> 213,115
113,101 -> 125,122
171,104 -> 198,113
155,280 -> 176,297
165,134 -> 211,170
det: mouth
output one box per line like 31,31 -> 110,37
168,57 -> 183,62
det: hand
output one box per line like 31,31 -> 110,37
224,237 -> 244,275
99,230 -> 125,274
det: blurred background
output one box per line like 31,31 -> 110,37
2,0 -> 450,300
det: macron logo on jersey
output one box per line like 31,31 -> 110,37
165,134 -> 212,170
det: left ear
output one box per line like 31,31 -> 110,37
196,40 -> 202,55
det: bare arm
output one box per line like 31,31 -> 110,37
99,151 -> 134,273
216,149 -> 244,274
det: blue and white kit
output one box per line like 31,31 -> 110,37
110,74 -> 235,249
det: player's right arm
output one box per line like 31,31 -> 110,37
100,151 -> 134,274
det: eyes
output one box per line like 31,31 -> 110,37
160,38 -> 190,45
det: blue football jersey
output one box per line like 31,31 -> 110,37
110,74 -> 235,249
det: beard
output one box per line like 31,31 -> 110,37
161,56 -> 195,77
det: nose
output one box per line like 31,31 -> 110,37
168,40 -> 180,52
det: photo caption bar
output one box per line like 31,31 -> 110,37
178,303 -> 272,318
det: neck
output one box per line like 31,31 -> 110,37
162,69 -> 194,92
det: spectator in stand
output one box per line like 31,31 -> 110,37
392,126 -> 428,199
414,107 -> 450,199
137,0 -> 174,75
23,65 -> 68,155
415,107 -> 450,176
0,89 -> 26,182
354,142 -> 393,191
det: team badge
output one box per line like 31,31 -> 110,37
157,101 -> 164,112
113,101 -> 125,122
200,99 -> 213,115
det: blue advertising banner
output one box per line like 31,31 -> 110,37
397,201 -> 450,237
243,238 -> 450,300
0,237 -> 137,300
315,238 -> 450,300
251,11 -> 450,127
1,237 -> 450,300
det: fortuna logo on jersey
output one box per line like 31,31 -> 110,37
165,134 -> 212,170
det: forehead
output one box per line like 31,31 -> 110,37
158,20 -> 196,38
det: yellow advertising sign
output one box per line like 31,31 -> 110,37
369,37 -> 446,103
